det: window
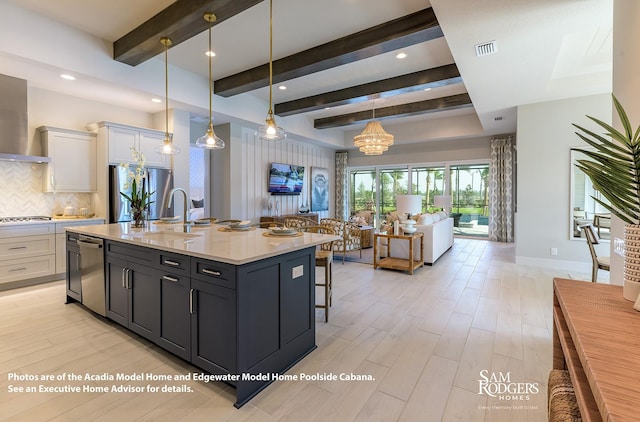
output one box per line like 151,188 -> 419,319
348,162 -> 489,238
412,167 -> 445,211
450,164 -> 489,237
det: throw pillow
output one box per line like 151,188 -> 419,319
439,211 -> 448,220
418,213 -> 433,225
192,198 -> 204,208
432,212 -> 441,222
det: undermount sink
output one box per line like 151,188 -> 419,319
131,231 -> 201,241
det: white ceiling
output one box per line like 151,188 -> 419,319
3,0 -> 613,148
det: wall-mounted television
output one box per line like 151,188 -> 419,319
268,163 -> 304,195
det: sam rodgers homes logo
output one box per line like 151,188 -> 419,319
477,370 -> 539,400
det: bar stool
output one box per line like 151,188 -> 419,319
301,226 -> 335,322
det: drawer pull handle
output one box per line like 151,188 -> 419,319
162,275 -> 179,282
163,260 -> 180,266
201,268 -> 221,277
126,268 -> 131,289
189,289 -> 195,314
10,267 -> 27,272
8,246 -> 27,250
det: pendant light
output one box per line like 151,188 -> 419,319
195,13 -> 225,149
353,99 -> 394,155
155,37 -> 181,155
256,0 -> 286,141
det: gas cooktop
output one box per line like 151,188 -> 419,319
0,216 -> 52,224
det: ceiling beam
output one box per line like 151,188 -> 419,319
274,64 -> 461,117
114,0 -> 263,66
214,8 -> 443,97
313,93 -> 473,129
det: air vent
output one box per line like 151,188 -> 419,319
475,41 -> 497,57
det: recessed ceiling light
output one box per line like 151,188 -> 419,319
278,85 -> 287,90
395,52 -> 407,59
324,107 -> 331,110
60,74 -> 75,80
205,50 -> 215,57
424,87 -> 432,91
151,98 -> 162,103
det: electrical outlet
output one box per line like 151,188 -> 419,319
292,265 -> 304,279
550,248 -> 558,256
614,238 -> 625,257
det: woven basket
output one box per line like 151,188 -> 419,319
624,225 -> 640,283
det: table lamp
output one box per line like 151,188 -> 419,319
434,195 -> 452,213
396,194 -> 422,234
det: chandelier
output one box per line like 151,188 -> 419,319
353,100 -> 394,155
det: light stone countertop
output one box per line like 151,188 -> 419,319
67,222 -> 339,265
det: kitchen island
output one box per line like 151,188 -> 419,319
66,222 -> 338,408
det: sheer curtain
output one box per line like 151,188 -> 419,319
488,136 -> 515,242
335,151 -> 349,221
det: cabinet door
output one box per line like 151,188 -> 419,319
66,243 -> 81,302
157,270 -> 190,360
128,261 -> 160,341
139,130 -> 169,168
105,255 -> 129,327
55,233 -> 66,274
191,279 -> 237,376
108,126 -> 138,165
42,129 -> 97,192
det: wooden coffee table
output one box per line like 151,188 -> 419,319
373,232 -> 424,274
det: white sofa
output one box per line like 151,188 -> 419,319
382,214 -> 454,264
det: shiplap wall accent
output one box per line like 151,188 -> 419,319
0,162 -> 91,216
232,127 -> 335,222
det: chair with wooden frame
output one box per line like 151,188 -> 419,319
282,216 -> 316,231
319,218 -> 361,263
299,225 -> 336,322
580,223 -> 610,283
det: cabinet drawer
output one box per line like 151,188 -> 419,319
158,251 -> 190,276
0,235 -> 55,260
0,255 -> 55,283
0,224 -> 55,238
105,240 -> 154,264
191,258 -> 236,289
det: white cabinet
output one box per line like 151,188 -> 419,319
98,122 -> 169,168
54,219 -> 105,274
39,126 -> 97,192
0,224 -> 55,284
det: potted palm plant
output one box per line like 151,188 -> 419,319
572,94 -> 640,301
120,148 -> 154,228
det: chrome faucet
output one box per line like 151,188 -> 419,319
165,188 -> 192,233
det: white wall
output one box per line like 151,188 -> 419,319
348,136 -> 491,168
213,124 -> 335,222
610,0 -> 640,285
516,94 -> 612,269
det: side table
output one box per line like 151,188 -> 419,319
373,232 -> 424,275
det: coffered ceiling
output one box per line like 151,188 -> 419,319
4,0 -> 613,148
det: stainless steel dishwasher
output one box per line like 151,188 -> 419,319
77,235 -> 106,316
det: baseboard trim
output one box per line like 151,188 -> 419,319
515,256 -> 591,272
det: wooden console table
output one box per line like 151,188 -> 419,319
260,213 -> 319,224
553,278 -> 640,421
373,232 -> 423,275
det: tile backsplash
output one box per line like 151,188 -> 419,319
0,162 -> 91,217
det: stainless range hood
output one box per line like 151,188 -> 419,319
0,74 -> 50,163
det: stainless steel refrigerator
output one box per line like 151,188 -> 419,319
109,165 -> 174,223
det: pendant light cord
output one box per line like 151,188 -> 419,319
208,19 -> 213,125
268,0 -> 274,116
164,39 -> 170,139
